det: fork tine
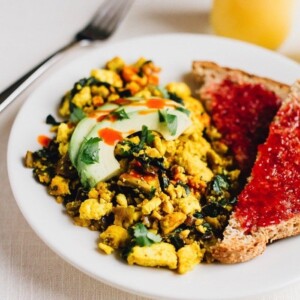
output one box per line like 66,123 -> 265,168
89,0 -> 117,25
100,0 -> 134,35
93,0 -> 134,36
77,0 -> 134,41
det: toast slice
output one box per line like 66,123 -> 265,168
192,61 -> 290,180
211,80 -> 300,263
192,62 -> 300,263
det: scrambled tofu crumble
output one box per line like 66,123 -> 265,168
25,57 -> 240,274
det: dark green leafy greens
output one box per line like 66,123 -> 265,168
169,228 -> 185,250
175,106 -> 190,117
211,174 -> 229,195
70,77 -> 110,98
111,108 -> 130,120
117,125 -> 154,157
168,92 -> 184,105
46,114 -> 61,126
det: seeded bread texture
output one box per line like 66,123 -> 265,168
213,81 -> 300,263
211,213 -> 300,264
192,61 -> 299,264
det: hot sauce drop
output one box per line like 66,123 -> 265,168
37,135 -> 51,148
210,79 -> 281,178
98,127 -> 123,146
235,99 -> 300,230
146,98 -> 166,109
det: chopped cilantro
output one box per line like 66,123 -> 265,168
70,107 -> 86,123
80,137 -> 102,164
133,223 -> 162,246
111,108 -> 129,120
158,109 -> 178,136
140,125 -> 154,145
176,106 -> 190,116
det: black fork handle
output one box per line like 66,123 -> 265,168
0,40 -> 81,112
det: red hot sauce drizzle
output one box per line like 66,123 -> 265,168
146,98 -> 166,109
98,128 -> 123,146
235,99 -> 300,231
209,79 -> 282,179
37,135 -> 51,148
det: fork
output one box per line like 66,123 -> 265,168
0,0 -> 134,112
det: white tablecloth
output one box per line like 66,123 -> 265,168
1,1 -> 300,299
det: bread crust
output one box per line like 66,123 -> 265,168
212,213 -> 300,264
192,61 -> 300,264
192,61 -> 289,111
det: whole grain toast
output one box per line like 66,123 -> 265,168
192,62 -> 300,263
212,81 -> 300,263
192,61 -> 290,179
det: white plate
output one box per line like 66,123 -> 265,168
7,34 -> 300,300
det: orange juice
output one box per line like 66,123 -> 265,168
211,0 -> 295,49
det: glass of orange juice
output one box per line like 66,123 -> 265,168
211,0 -> 295,49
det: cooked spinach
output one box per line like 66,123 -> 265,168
211,174 -> 229,194
46,114 -> 61,126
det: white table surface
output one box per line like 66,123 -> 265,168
1,1 -> 300,299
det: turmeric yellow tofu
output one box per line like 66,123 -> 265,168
177,242 -> 205,274
79,199 -> 112,220
176,194 -> 201,215
72,86 -> 92,108
48,175 -> 70,196
90,69 -> 123,88
160,212 -> 186,234
141,197 -> 162,215
113,206 -> 137,228
127,243 -> 177,270
99,225 -> 129,253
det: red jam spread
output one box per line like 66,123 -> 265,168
235,99 -> 300,230
210,79 -> 281,178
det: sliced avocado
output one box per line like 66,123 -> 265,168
68,103 -> 119,165
75,101 -> 191,188
69,118 -> 97,165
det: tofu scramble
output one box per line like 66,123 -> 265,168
25,57 -> 240,274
